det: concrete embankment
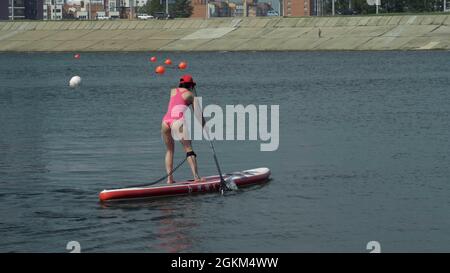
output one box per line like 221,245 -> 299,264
1,15 -> 450,52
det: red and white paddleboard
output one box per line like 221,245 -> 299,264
99,167 -> 270,202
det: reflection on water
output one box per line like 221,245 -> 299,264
98,198 -> 199,252
156,205 -> 196,253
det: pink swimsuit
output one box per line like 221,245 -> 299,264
162,88 -> 190,128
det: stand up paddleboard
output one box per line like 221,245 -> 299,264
99,167 -> 270,202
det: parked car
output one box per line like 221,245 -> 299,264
137,14 -> 154,20
336,9 -> 358,15
153,12 -> 173,20
97,15 -> 110,20
267,10 -> 279,16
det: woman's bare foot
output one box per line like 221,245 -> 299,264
167,175 -> 175,184
194,176 -> 206,183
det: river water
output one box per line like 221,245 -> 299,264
0,51 -> 449,252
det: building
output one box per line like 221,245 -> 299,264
192,0 -> 247,18
10,0 -> 26,20
65,0 -> 106,19
0,1 -> 8,20
191,0 -> 311,18
191,0 -> 207,18
76,10 -> 88,18
282,0 -> 310,16
248,2 -> 271,16
25,0 -> 44,19
232,2 -> 244,16
0,0 -> 44,20
208,1 -> 231,17
43,0 -> 63,20
135,0 -> 148,8
63,0 -> 121,19
116,0 -> 140,18
102,0 -> 119,18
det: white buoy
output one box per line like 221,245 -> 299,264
69,76 -> 81,88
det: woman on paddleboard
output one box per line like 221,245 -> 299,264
162,74 -> 205,184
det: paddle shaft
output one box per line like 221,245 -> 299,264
206,130 -> 225,181
193,87 -> 227,191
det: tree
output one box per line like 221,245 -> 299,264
171,0 -> 194,18
62,8 -> 75,19
140,0 -> 164,15
323,0 -> 445,15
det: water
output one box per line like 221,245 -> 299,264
0,51 -> 449,252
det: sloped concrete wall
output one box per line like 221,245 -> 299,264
0,15 -> 450,52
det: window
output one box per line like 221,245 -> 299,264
14,9 -> 24,16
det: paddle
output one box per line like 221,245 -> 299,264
204,127 -> 238,194
193,87 -> 238,194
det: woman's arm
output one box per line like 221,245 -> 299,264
191,95 -> 206,127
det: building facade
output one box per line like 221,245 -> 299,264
0,0 -> 44,20
191,0 -> 207,18
282,0 -> 310,16
25,0 -> 44,19
64,1 -> 107,20
11,0 -> 26,20
102,0 -> 119,18
114,0 -> 138,18
135,0 -> 148,8
43,0 -> 63,20
0,0 -> 12,20
0,1 -> 8,20
191,0 -> 312,18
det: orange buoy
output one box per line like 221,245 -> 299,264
155,65 -> 165,74
74,53 -> 81,59
178,61 -> 187,70
150,56 -> 157,62
164,58 -> 172,65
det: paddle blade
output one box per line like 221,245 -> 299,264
224,176 -> 239,191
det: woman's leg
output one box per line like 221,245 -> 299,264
172,120 -> 204,182
181,138 -> 203,182
161,122 -> 175,184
